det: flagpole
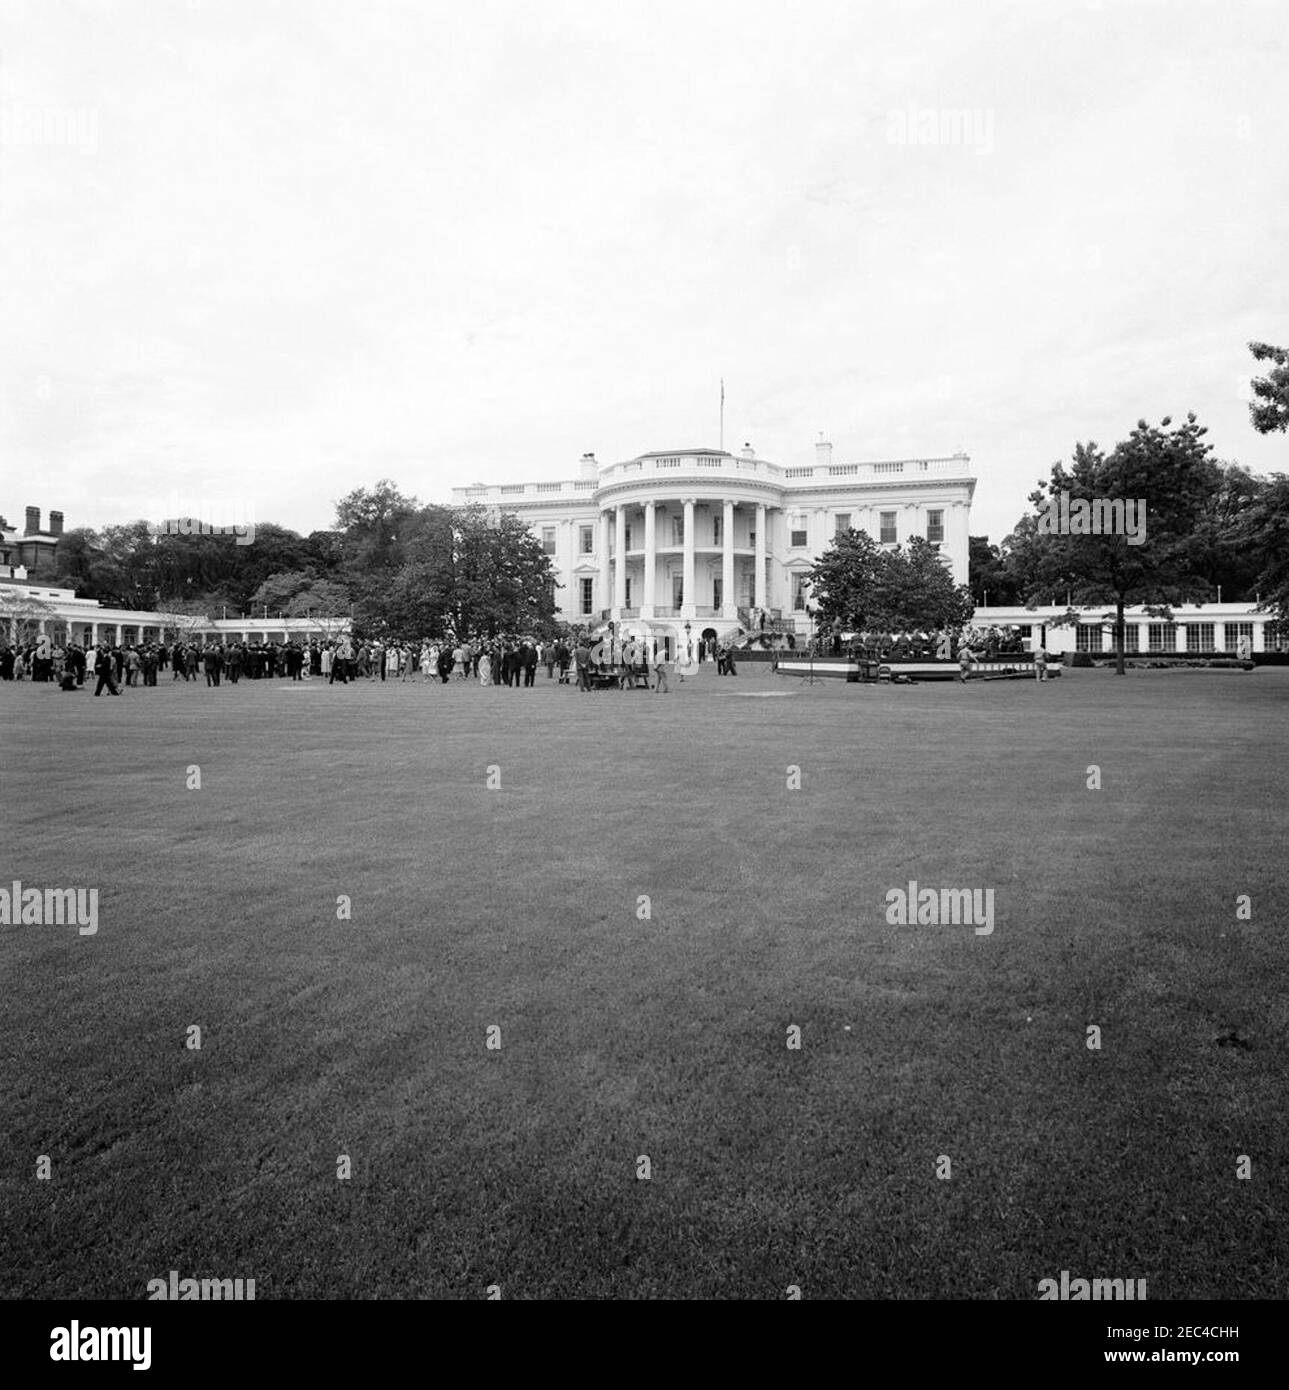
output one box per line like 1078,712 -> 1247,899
720,378 -> 724,451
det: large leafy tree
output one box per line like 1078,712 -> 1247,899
443,507 -> 559,638
1234,475 -> 1289,630
334,480 -> 422,573
1020,418 -> 1220,674
90,521 -> 161,609
871,537 -> 974,632
1188,462 -> 1268,601
247,570 -> 351,618
806,529 -> 972,635
337,503 -> 558,639
1248,342 -> 1289,435
803,529 -> 883,630
968,535 -> 1021,606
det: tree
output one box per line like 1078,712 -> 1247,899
870,537 -> 975,633
1248,342 -> 1289,435
1021,418 -> 1220,674
285,579 -> 351,618
333,503 -> 558,640
0,587 -> 57,644
92,521 -> 161,609
1188,462 -> 1267,601
443,507 -> 559,638
334,480 -> 422,572
1233,474 -> 1289,630
153,598 -> 213,643
806,529 -> 972,636
803,529 -> 883,631
969,535 -> 1021,606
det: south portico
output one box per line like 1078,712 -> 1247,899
595,492 -> 774,624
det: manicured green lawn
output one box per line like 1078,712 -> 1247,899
2,663 -> 1286,1299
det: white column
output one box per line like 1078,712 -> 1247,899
598,510 -> 611,617
643,501 -> 656,617
754,503 -> 766,611
722,499 -> 735,619
682,498 -> 696,618
948,499 -> 969,585
614,504 -> 627,612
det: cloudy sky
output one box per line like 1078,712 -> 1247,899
1,0 -> 1285,543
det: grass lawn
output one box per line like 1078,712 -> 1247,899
2,662 -> 1286,1299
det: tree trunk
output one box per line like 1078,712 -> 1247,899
1116,598 -> 1126,676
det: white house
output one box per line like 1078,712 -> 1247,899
452,439 -> 975,655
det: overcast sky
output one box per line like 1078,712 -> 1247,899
1,0 -> 1285,543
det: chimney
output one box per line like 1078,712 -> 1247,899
25,506 -> 40,535
579,451 -> 598,481
740,442 -> 756,459
816,437 -> 833,468
49,510 -> 64,536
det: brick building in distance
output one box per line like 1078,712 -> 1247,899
0,506 -> 63,580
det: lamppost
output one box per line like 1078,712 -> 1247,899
800,602 -> 821,685
684,620 -> 692,664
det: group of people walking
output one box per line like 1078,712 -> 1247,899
6,630 -> 707,696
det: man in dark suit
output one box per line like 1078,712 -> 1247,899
93,645 -> 120,696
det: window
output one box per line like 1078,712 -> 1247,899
790,529 -> 808,547
1104,622 -> 1138,652
1228,621 -> 1253,651
1148,622 -> 1176,653
625,576 -> 632,607
672,517 -> 685,545
712,578 -> 722,610
580,578 -> 593,615
835,513 -> 851,535
793,576 -> 808,611
672,575 -> 684,608
926,510 -> 944,543
879,511 -> 897,544
712,516 -> 722,546
541,527 -> 556,555
579,525 -> 594,554
1186,622 -> 1215,653
749,528 -> 756,546
1076,625 -> 1103,653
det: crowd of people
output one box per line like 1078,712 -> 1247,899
0,631 -> 697,694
